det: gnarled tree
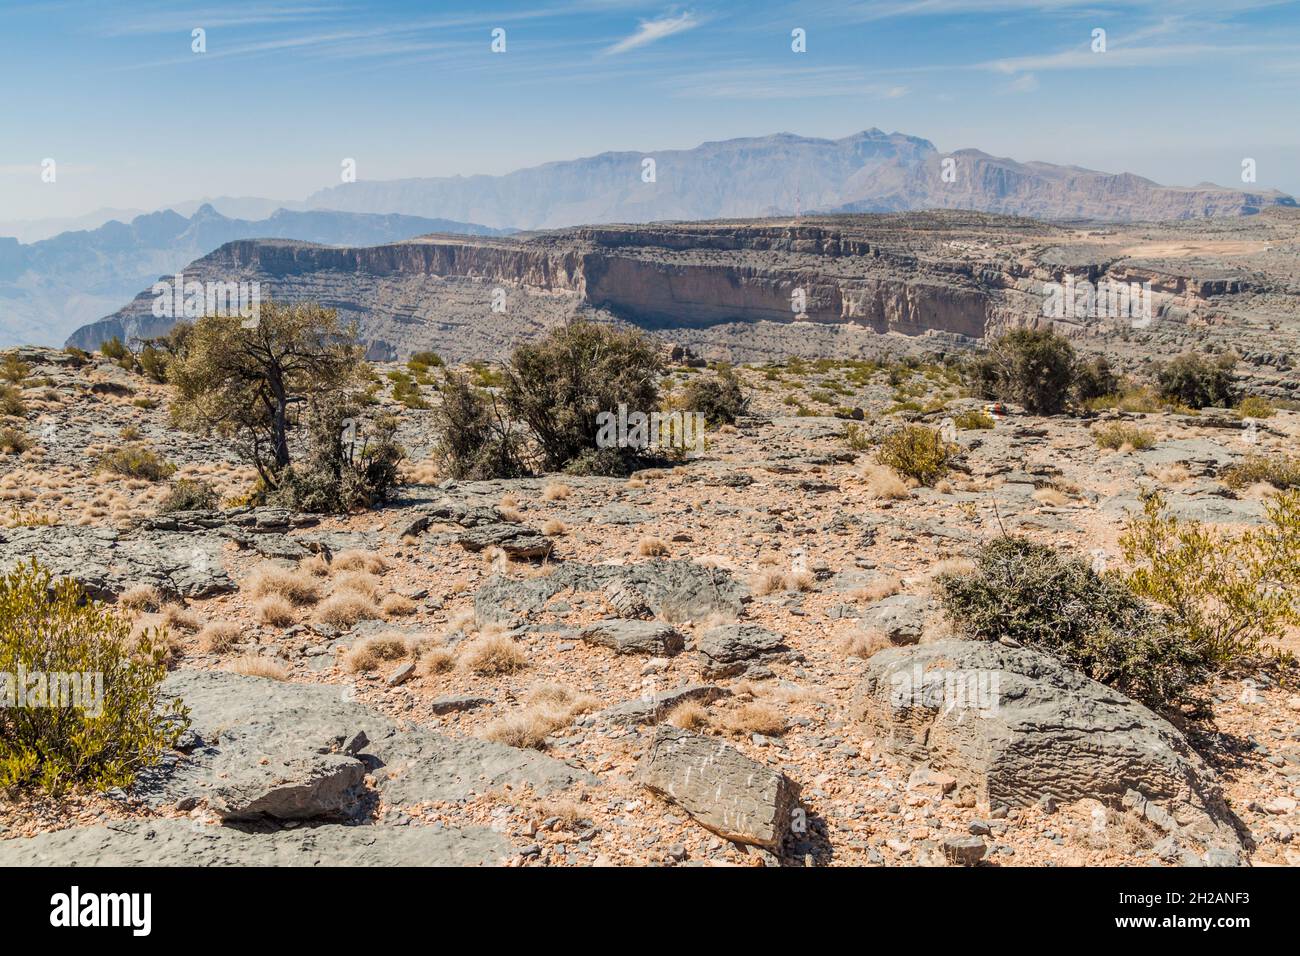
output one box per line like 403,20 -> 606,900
169,301 -> 363,489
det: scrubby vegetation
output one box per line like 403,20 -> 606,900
676,365 -> 749,426
1155,352 -> 1238,410
168,301 -> 404,512
938,537 -> 1213,715
0,560 -> 189,793
967,328 -> 1078,415
157,478 -> 221,513
1220,453 -> 1300,491
432,320 -> 663,479
1093,423 -> 1156,451
874,424 -> 954,486
97,444 -> 176,481
1121,490 -> 1300,669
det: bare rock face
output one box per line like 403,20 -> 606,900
0,525 -> 234,600
602,684 -> 731,726
696,623 -> 790,678
854,640 -> 1246,863
207,753 -> 367,822
579,619 -> 684,656
637,725 -> 800,851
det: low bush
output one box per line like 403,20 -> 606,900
157,478 -> 220,513
1121,490 -> 1300,670
677,365 -> 749,426
98,444 -> 176,481
937,537 -> 1212,715
1093,423 -> 1156,450
0,560 -> 189,793
1155,352 -> 1237,409
1220,454 -> 1300,491
1236,395 -> 1276,419
0,426 -> 31,455
967,328 -> 1078,415
875,424 -> 954,486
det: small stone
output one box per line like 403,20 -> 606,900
942,835 -> 987,866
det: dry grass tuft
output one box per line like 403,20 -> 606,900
334,571 -> 380,599
721,702 -> 787,736
380,593 -> 416,618
343,634 -> 409,673
119,583 -> 162,612
416,646 -> 456,676
331,549 -> 390,575
861,464 -> 910,500
198,621 -> 242,653
542,518 -> 567,536
245,563 -> 320,605
481,682 -> 597,750
316,591 -> 380,628
667,700 -> 710,730
300,553 -> 331,577
637,536 -> 670,557
1032,486 -> 1069,507
541,482 -> 572,501
161,604 -> 202,633
460,631 -> 529,675
225,654 -> 289,681
256,595 -> 295,627
842,629 -> 890,660
853,576 -> 901,603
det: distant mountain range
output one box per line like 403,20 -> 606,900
0,206 -> 507,347
9,128 -> 1295,349
302,129 -> 1296,229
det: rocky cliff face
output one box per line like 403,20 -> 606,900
71,210 -> 1300,398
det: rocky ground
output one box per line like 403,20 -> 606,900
1,345 -> 1298,867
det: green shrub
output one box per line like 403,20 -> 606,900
0,426 -> 31,455
408,350 -> 443,370
1,353 -> 30,384
137,345 -> 169,384
97,444 -> 176,481
677,366 -> 749,426
952,409 -> 994,430
1220,454 -> 1300,491
0,560 -> 189,793
1073,355 -> 1119,403
1155,352 -> 1237,409
431,372 -> 527,480
98,337 -> 131,362
1122,490 -> 1300,670
968,328 -> 1078,415
938,537 -> 1212,715
502,320 -> 662,471
1236,395 -> 1276,419
1093,422 -> 1155,450
0,385 -> 25,418
841,423 -> 872,451
268,408 -> 405,513
157,478 -> 220,513
875,424 -> 953,485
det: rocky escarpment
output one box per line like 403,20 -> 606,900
71,211 -> 1300,396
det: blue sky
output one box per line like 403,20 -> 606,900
2,0 -> 1299,221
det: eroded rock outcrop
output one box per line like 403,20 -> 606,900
854,640 -> 1246,864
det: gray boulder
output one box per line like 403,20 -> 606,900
854,640 -> 1246,863
638,726 -> 800,851
579,619 -> 684,656
696,623 -> 788,678
602,684 -> 731,726
859,593 -> 932,645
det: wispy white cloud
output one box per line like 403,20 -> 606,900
603,11 -> 699,55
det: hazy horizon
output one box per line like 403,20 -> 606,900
3,0 -> 1299,225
